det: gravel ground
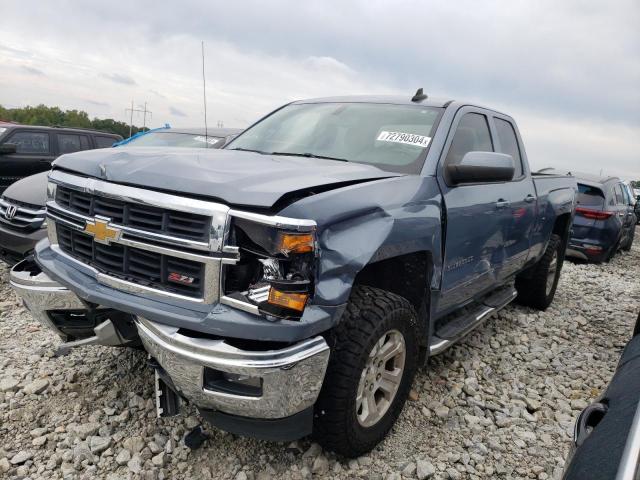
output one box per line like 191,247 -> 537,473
1,229 -> 639,480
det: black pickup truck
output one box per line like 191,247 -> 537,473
10,93 -> 576,456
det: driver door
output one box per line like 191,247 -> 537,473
436,108 -> 512,313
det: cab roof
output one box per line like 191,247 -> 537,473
292,95 -> 453,108
0,124 -> 121,137
290,95 -> 511,118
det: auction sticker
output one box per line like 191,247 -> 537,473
376,131 -> 431,147
193,136 -> 221,145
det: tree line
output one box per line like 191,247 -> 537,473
0,104 -> 145,139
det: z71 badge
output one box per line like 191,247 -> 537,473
168,272 -> 195,285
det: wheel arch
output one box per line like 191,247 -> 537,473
352,250 -> 433,348
552,212 -> 573,255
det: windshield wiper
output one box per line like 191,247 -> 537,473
270,152 -> 350,162
227,147 -> 268,154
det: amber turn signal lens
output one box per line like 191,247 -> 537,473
267,288 -> 308,312
278,233 -> 314,254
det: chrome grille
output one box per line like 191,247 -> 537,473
0,197 -> 46,232
56,223 -> 204,298
55,185 -> 210,241
46,170 -> 234,304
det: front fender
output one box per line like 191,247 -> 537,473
280,175 -> 443,306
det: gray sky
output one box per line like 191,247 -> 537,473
1,0 -> 639,178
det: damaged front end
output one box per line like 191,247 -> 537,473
10,257 -> 139,355
222,214 -> 317,320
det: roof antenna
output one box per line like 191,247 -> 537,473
411,88 -> 428,102
201,40 -> 209,145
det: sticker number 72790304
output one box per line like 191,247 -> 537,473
376,131 -> 431,147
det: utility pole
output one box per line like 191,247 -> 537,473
125,101 -> 153,138
127,100 -> 133,138
141,102 -> 152,129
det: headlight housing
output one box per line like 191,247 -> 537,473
223,216 -> 316,319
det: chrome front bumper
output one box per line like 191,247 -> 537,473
135,317 -> 330,419
10,259 -> 85,340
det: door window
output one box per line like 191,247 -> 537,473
58,134 -> 92,154
494,118 -> 523,178
94,136 -> 116,148
5,131 -> 50,154
445,113 -> 493,166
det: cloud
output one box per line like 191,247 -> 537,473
20,65 -> 45,76
85,99 -> 109,107
150,89 -> 167,99
0,0 -> 637,178
102,73 -> 136,86
169,106 -> 187,117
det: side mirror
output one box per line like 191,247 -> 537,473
0,143 -> 17,154
446,151 -> 515,185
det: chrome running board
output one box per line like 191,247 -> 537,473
429,287 -> 517,356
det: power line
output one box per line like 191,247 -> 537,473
125,100 -> 152,138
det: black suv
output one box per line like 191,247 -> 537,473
0,124 -> 122,193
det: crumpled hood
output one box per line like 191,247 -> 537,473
53,147 -> 400,208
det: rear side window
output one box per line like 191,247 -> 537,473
614,184 -> 625,205
94,136 -> 116,148
445,113 -> 493,166
494,118 -> 523,178
6,131 -> 50,154
577,184 -> 605,208
58,134 -> 91,154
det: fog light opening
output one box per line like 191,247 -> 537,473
203,368 -> 263,397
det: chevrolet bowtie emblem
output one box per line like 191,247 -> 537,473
84,217 -> 121,245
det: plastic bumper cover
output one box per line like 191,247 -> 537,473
135,316 -> 330,419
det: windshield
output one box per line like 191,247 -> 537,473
227,102 -> 442,173
125,132 -> 224,148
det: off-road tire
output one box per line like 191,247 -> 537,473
515,234 -> 563,310
313,286 -> 418,457
622,226 -> 635,251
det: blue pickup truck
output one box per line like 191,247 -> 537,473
10,93 -> 576,457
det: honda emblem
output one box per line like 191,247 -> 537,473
4,205 -> 17,220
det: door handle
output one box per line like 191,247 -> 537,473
496,199 -> 510,209
524,195 -> 535,203
574,402 -> 607,447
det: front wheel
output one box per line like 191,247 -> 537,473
313,286 -> 418,457
515,234 -> 563,310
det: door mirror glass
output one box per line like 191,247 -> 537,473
0,143 -> 17,154
446,151 -> 515,185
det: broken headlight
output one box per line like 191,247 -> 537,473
223,217 -> 316,319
